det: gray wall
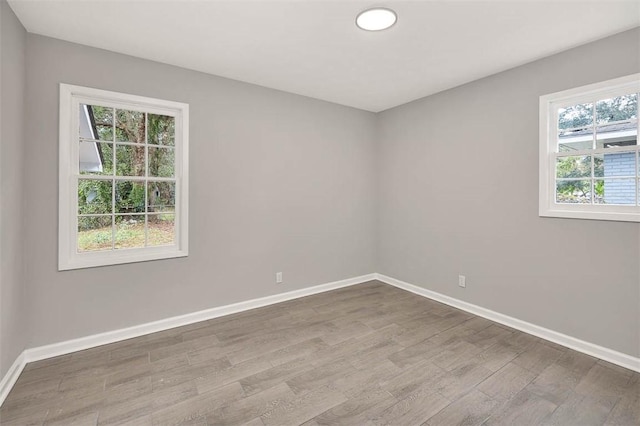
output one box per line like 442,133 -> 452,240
377,28 -> 640,357
24,35 -> 376,347
0,0 -> 27,377
5,17 -> 638,364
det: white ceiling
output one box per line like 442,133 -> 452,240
8,0 -> 640,112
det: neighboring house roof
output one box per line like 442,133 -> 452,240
79,105 -> 104,173
558,119 -> 638,150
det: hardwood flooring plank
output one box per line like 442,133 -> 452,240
484,389 -> 557,426
0,406 -> 49,425
250,337 -> 329,368
206,382 -> 295,425
604,377 -> 640,425
195,358 -> 272,395
313,386 -> 397,425
477,362 -> 536,402
99,379 -> 198,424
387,339 -> 439,369
512,341 -> 565,374
574,363 -> 636,399
151,382 -> 244,425
329,359 -> 402,398
260,385 -> 347,426
424,389 -> 498,426
239,357 -> 314,397
45,410 -> 99,426
435,358 -> 494,401
473,341 -> 521,373
543,391 -> 619,426
286,358 -> 355,395
151,356 -> 230,391
370,385 -> 450,426
525,362 -> 585,406
382,359 -> 446,399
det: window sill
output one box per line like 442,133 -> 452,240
58,247 -> 188,271
539,206 -> 640,223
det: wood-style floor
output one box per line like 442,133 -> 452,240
1,281 -> 638,425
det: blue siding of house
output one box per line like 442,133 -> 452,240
603,152 -> 637,204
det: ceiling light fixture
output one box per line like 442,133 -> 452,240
356,8 -> 397,31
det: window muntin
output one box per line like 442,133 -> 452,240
540,74 -> 640,222
59,85 -> 188,270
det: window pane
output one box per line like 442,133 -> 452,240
77,215 -> 112,252
596,94 -> 637,124
115,181 -> 145,214
116,109 -> 145,143
558,130 -> 593,152
79,141 -> 113,175
556,180 -> 591,204
556,156 -> 591,179
595,152 -> 636,178
594,178 -> 636,205
594,154 -> 604,178
596,129 -> 637,149
148,114 -> 175,146
78,179 -> 112,214
115,215 -> 145,249
116,144 -> 145,176
558,103 -> 593,130
147,214 -> 175,246
80,104 -> 113,141
596,94 -> 638,149
558,103 -> 593,152
147,181 -> 175,212
148,147 -> 175,177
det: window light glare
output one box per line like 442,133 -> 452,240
356,8 -> 397,31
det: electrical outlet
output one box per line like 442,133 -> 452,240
276,272 -> 283,284
458,275 -> 466,288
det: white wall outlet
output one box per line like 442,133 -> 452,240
276,272 -> 283,284
458,275 -> 466,288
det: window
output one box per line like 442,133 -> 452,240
59,84 -> 189,270
539,74 -> 640,222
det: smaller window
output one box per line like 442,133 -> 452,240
59,84 -> 189,270
539,74 -> 640,222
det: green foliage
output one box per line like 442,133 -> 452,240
79,108 -> 175,232
596,94 -> 637,124
77,217 -> 175,251
116,109 -> 145,142
558,103 -> 593,130
148,114 -> 175,146
594,180 -> 604,197
556,156 -> 591,202
555,156 -> 605,203
91,105 -> 114,140
78,180 -> 112,229
558,94 -> 637,131
116,181 -> 145,213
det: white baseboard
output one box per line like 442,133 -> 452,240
0,352 -> 25,407
23,273 -> 376,363
375,273 -> 640,374
2,271 -> 638,407
0,273 -> 375,407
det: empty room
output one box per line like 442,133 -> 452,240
1,0 -> 639,424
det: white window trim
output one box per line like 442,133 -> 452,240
59,84 -> 189,270
539,73 -> 640,222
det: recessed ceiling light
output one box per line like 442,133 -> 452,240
356,8 -> 397,31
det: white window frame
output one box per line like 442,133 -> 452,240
59,84 -> 189,270
539,73 -> 640,222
